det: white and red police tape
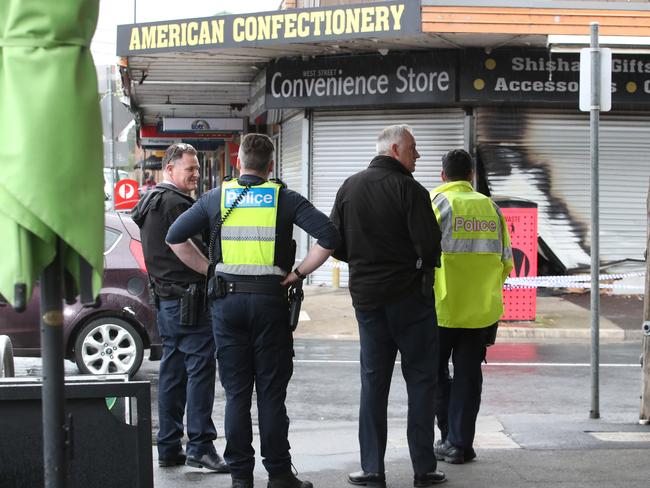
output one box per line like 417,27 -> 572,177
310,260 -> 646,292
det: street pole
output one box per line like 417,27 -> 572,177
640,181 -> 650,422
40,238 -> 66,487
589,22 -> 601,420
107,65 -> 116,211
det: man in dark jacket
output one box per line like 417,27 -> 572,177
131,143 -> 228,473
330,125 -> 446,487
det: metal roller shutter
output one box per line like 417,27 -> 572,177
476,107 -> 650,270
310,108 -> 466,286
279,112 -> 307,261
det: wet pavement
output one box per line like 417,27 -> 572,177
6,289 -> 650,487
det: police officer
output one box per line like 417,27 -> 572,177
166,133 -> 339,488
131,143 -> 228,472
431,149 -> 513,464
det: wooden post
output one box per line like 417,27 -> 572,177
640,181 -> 650,422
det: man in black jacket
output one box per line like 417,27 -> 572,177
131,143 -> 228,473
331,125 -> 446,487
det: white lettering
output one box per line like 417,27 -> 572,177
511,56 -> 579,72
271,72 -> 282,98
494,77 -> 579,93
395,66 -> 449,94
377,74 -> 389,93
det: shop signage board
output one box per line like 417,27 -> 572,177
139,125 -> 235,148
459,48 -> 650,107
579,47 -> 612,112
162,117 -> 243,133
114,179 -> 140,210
117,1 -> 419,55
266,51 -> 457,108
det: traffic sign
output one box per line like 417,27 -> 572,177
114,178 -> 139,210
579,47 -> 612,112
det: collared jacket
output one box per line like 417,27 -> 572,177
431,180 -> 513,328
331,155 -> 442,311
131,183 -> 206,294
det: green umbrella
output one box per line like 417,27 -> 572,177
0,0 -> 104,484
0,0 -> 104,307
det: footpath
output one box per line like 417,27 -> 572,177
294,285 -> 645,342
154,286 -> 650,488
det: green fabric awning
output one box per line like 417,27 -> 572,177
0,0 -> 104,307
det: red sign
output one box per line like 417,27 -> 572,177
114,179 -> 140,210
226,142 -> 239,167
140,125 -> 235,139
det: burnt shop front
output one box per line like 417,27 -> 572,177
265,48 -> 650,286
462,48 -> 650,275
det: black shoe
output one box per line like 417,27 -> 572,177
413,471 -> 447,487
464,447 -> 477,462
186,451 -> 230,473
158,449 -> 186,467
268,471 -> 313,488
347,471 -> 387,487
434,440 -> 465,464
232,478 -> 254,488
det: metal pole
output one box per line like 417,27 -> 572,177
41,238 -> 66,486
640,180 -> 650,423
589,22 -> 601,420
107,65 -> 116,211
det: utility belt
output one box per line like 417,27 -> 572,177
207,275 -> 303,332
207,275 -> 285,298
149,280 -> 204,327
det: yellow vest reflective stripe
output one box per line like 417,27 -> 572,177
217,180 -> 283,276
433,191 -> 503,255
431,180 -> 514,328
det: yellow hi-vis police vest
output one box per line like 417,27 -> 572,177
216,179 -> 284,276
431,180 -> 514,329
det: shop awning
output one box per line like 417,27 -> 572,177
116,1 -> 549,127
135,154 -> 163,170
117,1 -> 650,128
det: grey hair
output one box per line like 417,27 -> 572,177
376,125 -> 414,155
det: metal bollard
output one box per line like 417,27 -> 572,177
332,259 -> 340,289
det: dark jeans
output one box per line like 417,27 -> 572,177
355,292 -> 439,476
157,298 -> 217,458
211,292 -> 293,479
434,327 -> 487,450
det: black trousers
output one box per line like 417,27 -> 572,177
434,327 -> 487,450
156,299 -> 217,459
211,292 -> 293,479
355,292 -> 439,476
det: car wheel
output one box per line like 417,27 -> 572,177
74,317 -> 144,377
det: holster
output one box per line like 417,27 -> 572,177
179,283 -> 202,327
288,282 -> 304,332
148,280 -> 160,309
207,275 -> 227,299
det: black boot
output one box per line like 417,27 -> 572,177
232,478 -> 254,488
268,471 -> 313,488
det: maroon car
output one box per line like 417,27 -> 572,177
0,212 -> 161,377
